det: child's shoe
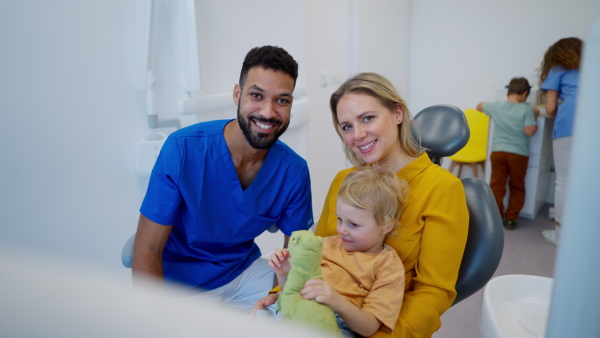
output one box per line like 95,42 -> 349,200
503,219 -> 517,230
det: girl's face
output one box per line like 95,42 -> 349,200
336,93 -> 403,168
335,199 -> 392,254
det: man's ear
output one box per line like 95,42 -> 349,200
233,84 -> 241,106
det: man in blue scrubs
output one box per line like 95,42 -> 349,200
133,46 -> 313,312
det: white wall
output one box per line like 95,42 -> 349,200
306,0 -> 411,219
408,0 -> 600,114
356,0 -> 411,96
0,0 -> 411,281
0,0 -> 146,279
304,0 -> 350,221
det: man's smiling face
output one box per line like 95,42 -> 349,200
234,67 -> 294,149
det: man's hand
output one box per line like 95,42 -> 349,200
250,292 -> 280,318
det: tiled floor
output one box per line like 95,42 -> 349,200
433,203 -> 558,338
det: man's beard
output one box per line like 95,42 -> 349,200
237,105 -> 289,150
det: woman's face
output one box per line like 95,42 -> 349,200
336,93 -> 403,167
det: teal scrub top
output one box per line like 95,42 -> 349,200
483,101 -> 537,156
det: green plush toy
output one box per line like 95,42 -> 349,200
277,230 -> 341,336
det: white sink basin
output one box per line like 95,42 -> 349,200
480,274 -> 553,338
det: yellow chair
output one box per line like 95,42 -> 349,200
448,109 -> 490,178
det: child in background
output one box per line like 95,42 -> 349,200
269,166 -> 408,337
476,77 -> 540,229
539,37 -> 583,245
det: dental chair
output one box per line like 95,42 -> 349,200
122,105 -> 504,306
413,105 -> 504,305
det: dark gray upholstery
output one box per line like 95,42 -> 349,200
414,104 -> 504,306
412,105 -> 470,165
453,177 -> 504,305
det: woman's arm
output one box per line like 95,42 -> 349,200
545,90 -> 559,117
373,177 -> 469,338
410,181 -> 468,334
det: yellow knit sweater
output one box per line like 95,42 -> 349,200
315,154 -> 469,338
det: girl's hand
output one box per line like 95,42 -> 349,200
268,248 -> 291,277
300,279 -> 343,310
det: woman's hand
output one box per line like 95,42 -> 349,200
268,248 -> 291,277
250,292 -> 280,318
300,279 -> 343,310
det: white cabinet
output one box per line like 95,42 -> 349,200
484,116 -> 554,219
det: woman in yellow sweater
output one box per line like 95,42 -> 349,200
315,72 -> 469,337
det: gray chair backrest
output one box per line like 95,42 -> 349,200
454,177 -> 504,305
413,104 -> 504,306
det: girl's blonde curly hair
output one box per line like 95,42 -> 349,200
337,165 -> 409,236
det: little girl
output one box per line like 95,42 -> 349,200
269,165 -> 408,337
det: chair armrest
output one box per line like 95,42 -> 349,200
121,233 -> 136,268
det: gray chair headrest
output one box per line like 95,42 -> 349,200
412,105 -> 470,162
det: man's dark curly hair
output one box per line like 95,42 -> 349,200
239,45 -> 298,89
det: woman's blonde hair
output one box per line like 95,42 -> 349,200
330,72 -> 424,166
337,165 -> 410,235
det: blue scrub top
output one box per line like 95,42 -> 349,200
542,66 -> 580,139
140,120 -> 313,290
